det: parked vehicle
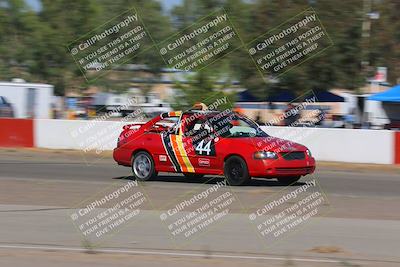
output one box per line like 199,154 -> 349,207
0,96 -> 14,118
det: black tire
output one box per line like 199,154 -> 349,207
224,156 -> 250,186
131,151 -> 157,181
183,173 -> 204,179
277,176 -> 300,186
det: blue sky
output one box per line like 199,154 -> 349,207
25,0 -> 40,11
26,0 -> 182,12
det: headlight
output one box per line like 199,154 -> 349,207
254,151 -> 277,159
306,149 -> 312,156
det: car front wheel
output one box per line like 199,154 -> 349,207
131,151 -> 157,181
224,156 -> 250,186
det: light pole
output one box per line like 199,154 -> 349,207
361,0 -> 380,89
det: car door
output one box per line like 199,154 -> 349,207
180,116 -> 219,172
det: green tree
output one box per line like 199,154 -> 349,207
172,68 -> 235,111
0,0 -> 41,80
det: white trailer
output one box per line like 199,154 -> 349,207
0,79 -> 54,119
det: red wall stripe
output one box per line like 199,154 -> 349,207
0,118 -> 34,148
395,131 -> 400,165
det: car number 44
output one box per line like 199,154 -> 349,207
195,140 -> 212,155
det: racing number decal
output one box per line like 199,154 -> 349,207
195,140 -> 211,155
193,138 -> 216,156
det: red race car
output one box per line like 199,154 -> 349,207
113,109 -> 315,185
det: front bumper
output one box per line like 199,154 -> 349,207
248,156 -> 316,177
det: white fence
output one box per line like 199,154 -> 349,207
261,126 -> 394,164
34,119 -> 394,164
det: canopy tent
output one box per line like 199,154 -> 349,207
368,84 -> 400,102
237,89 -> 345,103
304,90 -> 345,102
266,90 -> 296,102
237,90 -> 259,102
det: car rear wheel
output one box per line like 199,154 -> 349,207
224,156 -> 250,186
131,151 -> 157,181
277,176 -> 300,185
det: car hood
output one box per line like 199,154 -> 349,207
226,136 -> 307,153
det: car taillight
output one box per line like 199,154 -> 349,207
117,128 -> 138,148
117,133 -> 125,148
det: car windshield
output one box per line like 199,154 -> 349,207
208,111 -> 268,138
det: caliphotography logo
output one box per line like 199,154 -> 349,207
67,7 -> 154,82
247,7 -> 334,80
157,8 -> 242,71
69,180 -> 151,246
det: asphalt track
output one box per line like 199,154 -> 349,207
0,149 -> 399,267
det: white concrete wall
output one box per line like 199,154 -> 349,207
35,119 -> 129,152
261,126 -> 394,164
35,119 -> 394,164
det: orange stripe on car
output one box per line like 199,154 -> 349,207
170,135 -> 188,172
175,134 -> 195,173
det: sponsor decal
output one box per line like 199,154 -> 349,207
159,155 -> 167,162
198,158 -> 210,167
